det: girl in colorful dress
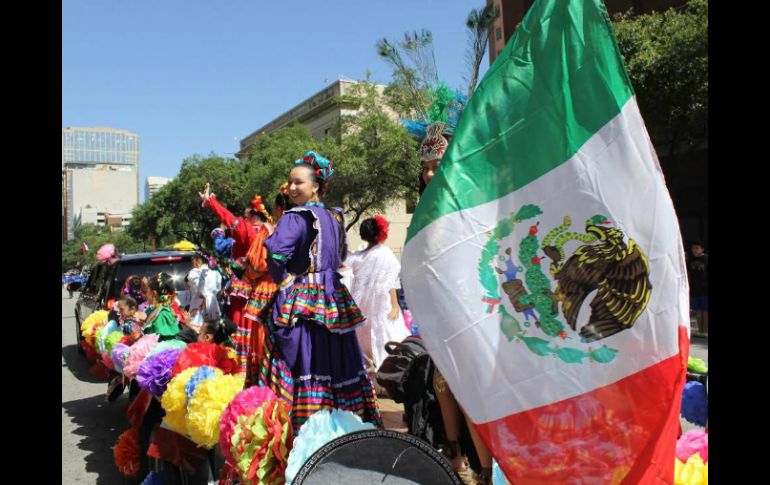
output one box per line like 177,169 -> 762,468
238,196 -> 278,385
186,251 -> 223,331
200,187 -> 270,376
124,275 -> 149,313
118,295 -> 142,339
259,151 -> 382,432
198,319 -> 237,347
347,216 -> 411,370
140,273 -> 182,341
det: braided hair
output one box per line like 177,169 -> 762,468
274,182 -> 295,212
146,272 -> 176,305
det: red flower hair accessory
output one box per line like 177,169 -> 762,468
374,215 -> 389,244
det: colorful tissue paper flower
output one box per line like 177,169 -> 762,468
687,356 -> 708,374
220,386 -> 277,467
161,367 -> 199,435
111,343 -> 131,374
681,381 -> 708,427
81,310 -> 109,336
186,373 -> 245,448
676,429 -> 708,463
147,339 -> 187,358
104,331 -> 124,355
97,320 -> 120,354
285,409 -> 375,484
123,334 -> 160,378
171,341 -> 238,377
113,428 -> 140,477
81,340 -> 100,361
137,348 -> 184,397
101,351 -> 115,370
674,453 -> 708,485
184,366 -> 223,407
231,398 -> 293,485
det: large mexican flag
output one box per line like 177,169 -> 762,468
401,0 -> 690,483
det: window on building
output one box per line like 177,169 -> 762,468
496,27 -> 502,40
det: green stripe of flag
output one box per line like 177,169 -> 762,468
406,0 -> 635,243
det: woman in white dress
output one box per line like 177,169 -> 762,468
347,216 -> 411,369
187,252 -> 222,330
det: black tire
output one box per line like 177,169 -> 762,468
75,308 -> 85,355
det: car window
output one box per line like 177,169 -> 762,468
110,256 -> 194,298
99,263 -> 119,302
84,264 -> 104,295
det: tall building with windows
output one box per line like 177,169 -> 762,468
145,176 -> 173,201
237,79 -> 376,156
62,127 -> 140,241
62,126 -> 140,170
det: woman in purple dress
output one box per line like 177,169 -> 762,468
258,151 -> 382,431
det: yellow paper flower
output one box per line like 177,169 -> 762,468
161,367 -> 199,434
81,310 -> 109,340
173,240 -> 197,251
674,453 -> 708,485
186,374 -> 245,448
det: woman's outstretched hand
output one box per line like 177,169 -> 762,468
198,182 -> 213,202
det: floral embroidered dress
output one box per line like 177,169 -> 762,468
142,304 -> 181,341
258,203 -> 382,431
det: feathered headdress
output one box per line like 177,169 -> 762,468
377,5 -> 498,161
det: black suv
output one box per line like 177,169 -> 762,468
74,251 -> 194,353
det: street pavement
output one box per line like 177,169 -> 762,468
62,290 -> 128,484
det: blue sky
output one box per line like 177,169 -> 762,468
62,0 -> 490,202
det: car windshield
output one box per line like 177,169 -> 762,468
110,257 -> 194,298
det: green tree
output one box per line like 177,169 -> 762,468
61,224 -> 144,271
129,154 -> 245,248
319,80 -> 420,230
128,128 -> 315,250
124,82 -> 421,244
612,0 -> 708,157
242,123 -> 316,205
